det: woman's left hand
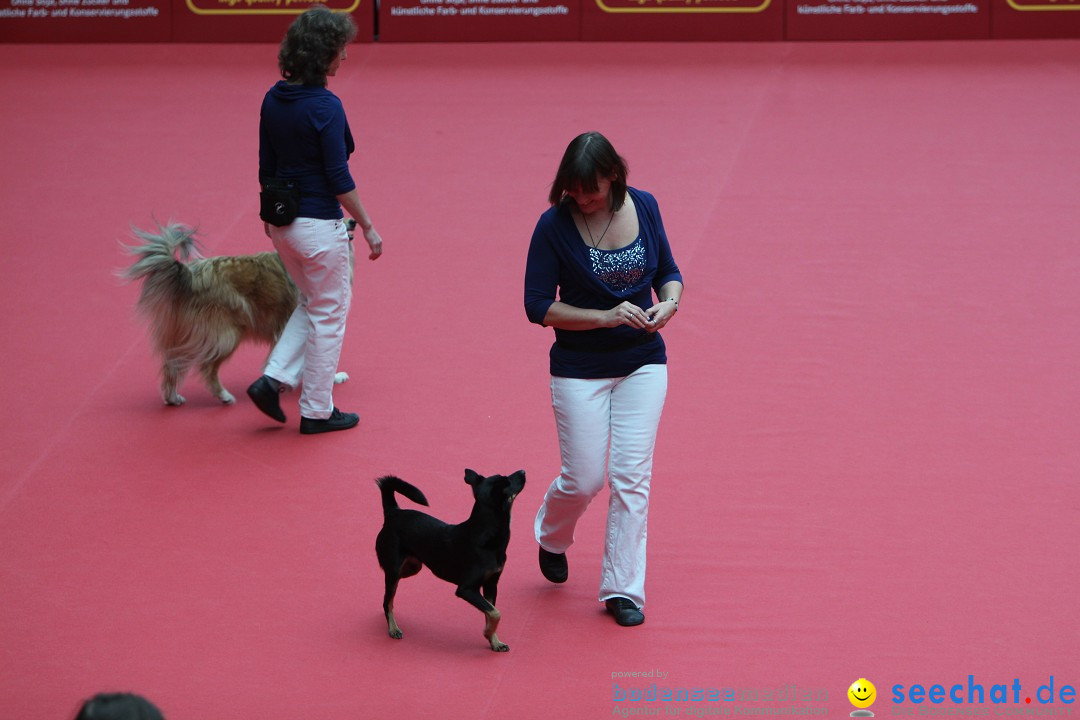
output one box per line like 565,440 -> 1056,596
644,299 -> 678,332
363,225 -> 383,260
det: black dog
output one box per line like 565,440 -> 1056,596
375,469 -> 526,652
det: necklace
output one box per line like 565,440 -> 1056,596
581,207 -> 616,249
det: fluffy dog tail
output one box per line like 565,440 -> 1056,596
377,476 -> 429,514
120,222 -> 200,310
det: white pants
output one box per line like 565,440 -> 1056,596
535,364 -> 668,609
264,218 -> 351,420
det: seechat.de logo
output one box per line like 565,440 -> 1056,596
891,676 -> 1076,711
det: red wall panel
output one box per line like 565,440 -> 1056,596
580,0 -> 782,41
990,0 -> 1080,37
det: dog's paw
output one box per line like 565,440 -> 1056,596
388,629 -> 403,640
333,372 -> 349,385
491,642 -> 510,653
164,394 -> 186,406
218,390 -> 236,405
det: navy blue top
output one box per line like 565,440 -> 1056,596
259,81 -> 356,220
524,187 -> 684,379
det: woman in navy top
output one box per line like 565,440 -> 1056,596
247,6 -> 383,435
524,132 -> 683,626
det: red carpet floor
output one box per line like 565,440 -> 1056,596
1,40 -> 1078,719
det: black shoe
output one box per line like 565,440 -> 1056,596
538,547 -> 568,584
299,407 -> 359,435
247,375 -> 285,423
605,597 -> 645,627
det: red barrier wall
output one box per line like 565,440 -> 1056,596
0,0 -> 1077,40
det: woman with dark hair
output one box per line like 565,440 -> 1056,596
73,693 -> 164,720
524,131 -> 684,627
247,5 -> 383,435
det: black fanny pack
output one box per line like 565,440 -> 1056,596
259,177 -> 301,226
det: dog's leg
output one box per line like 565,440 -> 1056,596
456,586 -> 508,652
201,329 -> 241,404
482,572 -> 501,608
201,357 -> 235,404
480,576 -> 506,652
383,557 -> 421,639
161,360 -> 186,406
383,573 -> 403,639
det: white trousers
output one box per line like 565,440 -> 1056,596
535,364 -> 668,609
265,218 -> 352,420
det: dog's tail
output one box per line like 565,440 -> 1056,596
119,222 -> 201,310
377,476 -> 429,514
120,221 -> 202,279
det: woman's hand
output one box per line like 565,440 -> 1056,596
644,298 -> 678,332
603,301 -> 653,330
363,225 -> 383,260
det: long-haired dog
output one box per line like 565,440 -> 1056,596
121,222 -> 350,406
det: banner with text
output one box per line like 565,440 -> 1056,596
378,0 -> 579,41
172,0 -> 371,41
581,0 -> 782,40
786,0 -> 989,37
0,0 -> 371,41
0,0 -> 170,41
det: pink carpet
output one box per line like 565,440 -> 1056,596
1,39 -> 1078,719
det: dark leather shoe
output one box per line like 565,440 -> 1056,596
246,375 -> 285,423
605,597 -> 644,627
299,407 -> 359,435
538,547 -> 568,583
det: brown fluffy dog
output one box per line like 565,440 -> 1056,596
122,222 -> 348,406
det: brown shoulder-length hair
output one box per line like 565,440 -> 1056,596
548,131 -> 629,212
278,5 -> 357,86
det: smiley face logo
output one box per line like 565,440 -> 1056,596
848,679 -> 877,709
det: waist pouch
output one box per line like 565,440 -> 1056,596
259,178 -> 301,226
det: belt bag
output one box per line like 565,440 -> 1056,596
259,178 -> 301,226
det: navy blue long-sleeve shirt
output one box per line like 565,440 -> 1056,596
259,81 -> 356,220
524,187 -> 684,379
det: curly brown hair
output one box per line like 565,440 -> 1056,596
278,5 -> 358,86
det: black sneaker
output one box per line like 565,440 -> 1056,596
538,547 -> 568,583
299,407 -> 359,435
246,375 -> 285,423
605,597 -> 645,627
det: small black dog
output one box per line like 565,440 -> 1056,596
375,469 -> 526,652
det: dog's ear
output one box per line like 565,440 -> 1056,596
508,470 -> 526,496
464,468 -> 482,486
